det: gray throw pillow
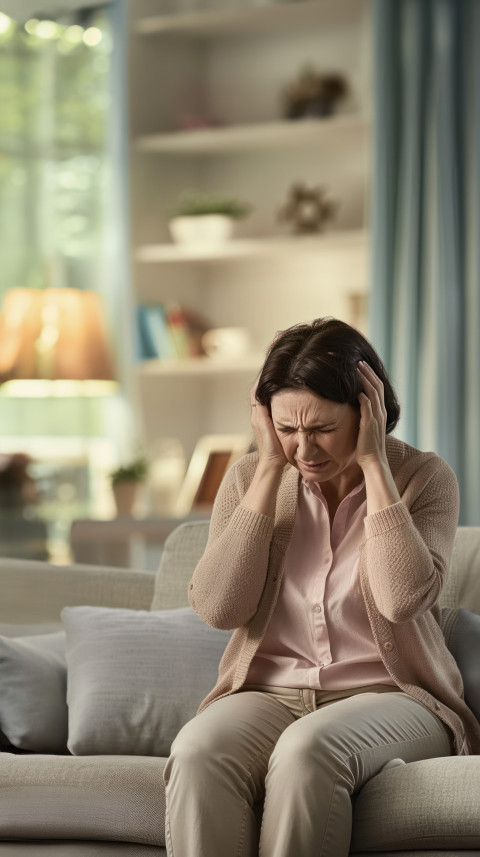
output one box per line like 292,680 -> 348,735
445,607 -> 480,723
0,631 -> 67,753
61,605 -> 231,757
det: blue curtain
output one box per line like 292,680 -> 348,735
370,0 -> 480,525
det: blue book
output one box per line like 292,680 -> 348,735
136,305 -> 158,360
144,305 -> 175,361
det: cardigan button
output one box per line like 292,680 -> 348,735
383,641 -> 394,652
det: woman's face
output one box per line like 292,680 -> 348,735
270,388 -> 361,488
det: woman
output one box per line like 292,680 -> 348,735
164,317 -> 480,857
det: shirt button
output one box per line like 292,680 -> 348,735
383,641 -> 394,652
313,604 -> 322,613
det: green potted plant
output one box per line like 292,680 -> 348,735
109,456 -> 149,517
169,191 -> 252,245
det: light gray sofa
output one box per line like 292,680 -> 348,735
0,521 -> 479,857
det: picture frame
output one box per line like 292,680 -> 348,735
173,434 -> 250,516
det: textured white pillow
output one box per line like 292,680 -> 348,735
62,605 -> 231,756
0,631 -> 67,752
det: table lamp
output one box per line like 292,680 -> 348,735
0,288 -> 117,396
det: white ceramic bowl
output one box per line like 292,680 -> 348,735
169,214 -> 235,245
202,327 -> 253,360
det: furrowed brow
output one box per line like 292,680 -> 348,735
276,421 -> 336,430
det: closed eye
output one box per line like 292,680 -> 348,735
277,427 -> 335,434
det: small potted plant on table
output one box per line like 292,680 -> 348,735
110,456 -> 149,517
169,191 -> 251,245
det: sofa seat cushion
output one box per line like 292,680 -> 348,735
0,753 -> 167,847
351,756 -> 480,852
0,845 -> 165,856
353,853 -> 480,856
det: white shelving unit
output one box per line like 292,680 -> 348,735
135,0 -> 366,37
136,115 -> 370,155
135,229 -> 368,264
138,353 -> 264,378
128,0 -> 372,456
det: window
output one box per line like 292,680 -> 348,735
0,8 -> 118,562
0,8 -> 112,295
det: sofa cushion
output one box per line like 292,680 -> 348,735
0,752 -> 167,847
351,756 -> 480,852
443,607 -> 480,723
0,847 -> 165,856
0,846 -> 165,856
0,631 -> 67,753
62,605 -> 231,756
443,526 -> 480,613
0,621 -> 63,637
151,520 -> 209,611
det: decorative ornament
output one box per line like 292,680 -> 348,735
277,183 -> 337,234
283,67 -> 348,120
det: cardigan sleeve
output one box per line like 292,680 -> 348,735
359,454 -> 459,623
188,455 -> 275,630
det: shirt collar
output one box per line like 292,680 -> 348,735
302,475 -> 366,503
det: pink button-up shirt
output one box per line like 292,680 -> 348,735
246,477 -> 395,690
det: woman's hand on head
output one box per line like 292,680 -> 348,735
250,384 -> 288,471
356,362 -> 388,470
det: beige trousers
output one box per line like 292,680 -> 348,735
164,684 -> 452,857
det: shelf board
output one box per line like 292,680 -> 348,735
135,0 -> 367,38
138,354 -> 264,378
135,114 -> 370,155
135,229 -> 368,265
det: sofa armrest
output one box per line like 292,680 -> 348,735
0,558 -> 154,625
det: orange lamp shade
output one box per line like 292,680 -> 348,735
0,288 -> 116,384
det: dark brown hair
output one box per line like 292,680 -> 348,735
255,317 -> 400,433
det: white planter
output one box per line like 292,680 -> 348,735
169,215 -> 235,245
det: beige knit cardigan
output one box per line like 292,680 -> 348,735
189,435 -> 480,755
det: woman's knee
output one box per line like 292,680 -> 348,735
166,709 -> 255,789
268,719 -> 322,776
164,716 -> 221,792
266,714 -> 348,791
